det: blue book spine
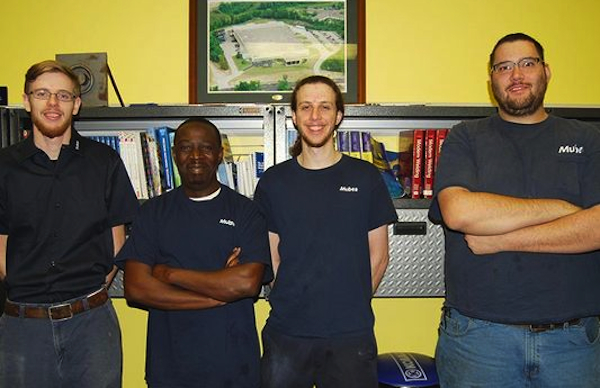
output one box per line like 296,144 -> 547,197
155,126 -> 174,191
255,151 -> 264,178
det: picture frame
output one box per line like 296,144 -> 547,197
189,0 -> 365,104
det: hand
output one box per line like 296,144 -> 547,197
464,234 -> 503,255
152,263 -> 171,282
225,247 -> 241,268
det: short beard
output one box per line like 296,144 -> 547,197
299,127 -> 336,149
493,79 -> 547,117
32,116 -> 71,139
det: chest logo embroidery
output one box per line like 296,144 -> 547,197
219,219 -> 235,227
558,145 -> 584,154
339,186 -> 359,193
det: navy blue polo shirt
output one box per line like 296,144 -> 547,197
0,130 -> 138,302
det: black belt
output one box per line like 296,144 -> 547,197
513,318 -> 581,333
4,288 -> 109,321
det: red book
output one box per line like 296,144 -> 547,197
422,129 -> 437,198
411,129 -> 425,198
435,128 -> 449,172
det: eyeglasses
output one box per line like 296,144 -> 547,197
28,88 -> 77,102
491,57 -> 543,74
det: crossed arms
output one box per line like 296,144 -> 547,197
124,247 -> 266,310
438,186 -> 600,255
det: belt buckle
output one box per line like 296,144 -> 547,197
48,303 -> 73,321
528,324 -> 551,333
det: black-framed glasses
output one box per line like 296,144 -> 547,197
28,88 -> 77,102
491,57 -> 543,74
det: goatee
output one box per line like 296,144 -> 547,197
32,116 -> 71,139
299,128 -> 336,149
493,78 -> 548,117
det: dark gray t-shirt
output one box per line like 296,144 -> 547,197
429,114 -> 600,324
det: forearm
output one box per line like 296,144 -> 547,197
371,254 -> 389,293
0,234 -> 7,281
106,225 -> 127,286
439,187 -> 581,235
466,204 -> 600,254
105,266 -> 118,287
160,263 -> 264,302
124,260 -> 224,310
268,232 -> 281,286
369,225 -> 390,293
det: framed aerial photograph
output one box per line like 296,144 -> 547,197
189,0 -> 365,103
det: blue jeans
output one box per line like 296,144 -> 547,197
260,325 -> 378,388
436,308 -> 600,388
0,298 -> 122,388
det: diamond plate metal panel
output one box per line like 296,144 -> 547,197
375,209 -> 445,297
108,270 -> 125,297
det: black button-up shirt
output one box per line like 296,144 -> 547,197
0,130 -> 139,302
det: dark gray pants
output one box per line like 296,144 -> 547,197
260,325 -> 378,388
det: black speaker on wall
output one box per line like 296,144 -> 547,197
56,53 -> 108,107
0,86 -> 7,106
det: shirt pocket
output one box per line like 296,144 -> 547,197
555,154 -> 584,200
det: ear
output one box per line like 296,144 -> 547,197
72,96 -> 82,115
23,93 -> 32,112
292,110 -> 297,127
544,62 -> 552,82
218,146 -> 224,165
335,110 -> 343,126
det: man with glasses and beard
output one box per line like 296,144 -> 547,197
0,60 -> 138,388
429,33 -> 600,387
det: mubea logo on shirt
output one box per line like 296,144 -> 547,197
339,186 -> 359,193
219,219 -> 235,227
558,144 -> 584,154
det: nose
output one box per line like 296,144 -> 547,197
47,93 -> 60,105
310,107 -> 321,120
509,65 -> 524,80
189,146 -> 204,160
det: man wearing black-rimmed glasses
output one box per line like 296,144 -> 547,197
0,60 -> 138,388
429,33 -> 600,387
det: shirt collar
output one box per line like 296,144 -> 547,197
13,128 -> 86,163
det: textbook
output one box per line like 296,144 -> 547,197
370,135 -> 404,199
411,129 -> 425,199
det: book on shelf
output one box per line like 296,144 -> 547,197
286,129 -> 298,159
411,129 -> 425,199
169,131 -> 181,188
360,132 -> 373,163
337,131 -> 350,155
369,135 -> 404,199
118,131 -> 147,199
142,129 -> 163,198
422,129 -> 437,198
155,126 -> 176,192
435,128 -> 449,172
349,131 -> 362,159
139,132 -> 156,198
254,151 -> 264,178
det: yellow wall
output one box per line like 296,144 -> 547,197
2,1 -> 600,386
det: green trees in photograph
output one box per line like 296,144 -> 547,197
210,2 -> 345,40
277,75 -> 292,91
234,80 -> 261,91
209,31 -> 229,70
320,48 -> 344,73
